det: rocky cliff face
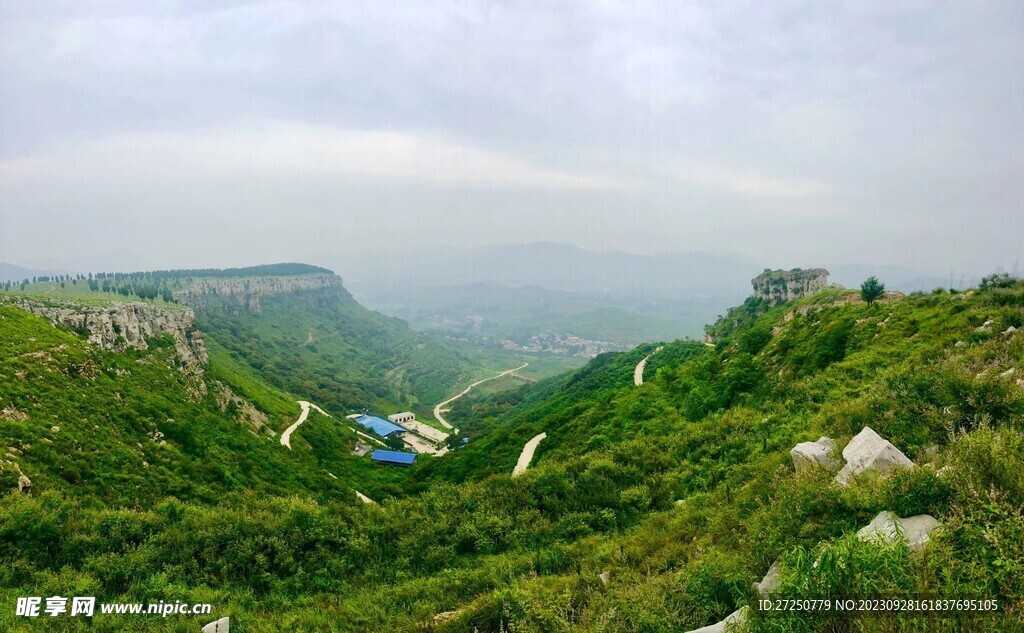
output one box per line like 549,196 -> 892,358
752,268 -> 830,306
173,273 -> 343,313
8,298 -> 208,370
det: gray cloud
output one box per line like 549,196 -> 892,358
1,0 -> 1021,275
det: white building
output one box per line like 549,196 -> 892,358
388,412 -> 416,425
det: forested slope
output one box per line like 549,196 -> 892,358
3,265 -> 483,419
192,281 -> 474,417
0,302 -> 407,507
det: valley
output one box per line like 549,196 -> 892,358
3,4 -> 1020,630
1,265 -> 1021,631
433,362 -> 530,432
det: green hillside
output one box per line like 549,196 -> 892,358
1,276 -> 1022,631
189,280 -> 475,417
3,266 -> 483,419
0,302 -> 412,507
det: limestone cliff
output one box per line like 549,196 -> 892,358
752,268 -> 830,306
7,298 -> 208,371
172,273 -> 342,313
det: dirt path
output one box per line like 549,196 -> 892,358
633,346 -> 664,386
280,400 -> 331,449
350,428 -> 386,446
355,491 -> 376,504
512,432 -> 547,478
433,363 -> 529,431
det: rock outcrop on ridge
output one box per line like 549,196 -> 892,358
173,273 -> 342,313
752,268 -> 830,306
7,298 -> 208,372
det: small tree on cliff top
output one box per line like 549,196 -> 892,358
860,276 -> 885,304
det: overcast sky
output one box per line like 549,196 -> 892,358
1,1 -> 1022,275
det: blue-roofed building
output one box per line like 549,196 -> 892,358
370,449 -> 417,466
354,414 -> 406,438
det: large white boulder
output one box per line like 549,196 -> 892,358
687,606 -> 749,633
753,560 -> 782,598
790,437 -> 840,475
202,617 -> 229,633
835,427 -> 913,486
857,511 -> 940,553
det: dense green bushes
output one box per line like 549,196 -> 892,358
2,281 -> 1023,630
194,286 -> 475,417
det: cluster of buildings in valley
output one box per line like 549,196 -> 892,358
423,312 -> 627,357
345,410 -> 453,466
497,332 -> 621,357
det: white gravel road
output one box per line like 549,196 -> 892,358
633,346 -> 664,386
433,363 -> 529,431
511,432 -> 547,478
280,400 -> 331,449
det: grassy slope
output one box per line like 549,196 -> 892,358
6,272 -> 489,421
0,303 -> 393,506
0,285 -> 1021,631
406,286 -> 1024,631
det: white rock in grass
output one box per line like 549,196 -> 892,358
687,606 -> 749,633
433,611 -> 460,623
790,437 -> 840,475
202,617 -> 229,633
857,511 -> 940,553
754,560 -> 782,598
835,427 -> 913,486
998,368 -> 1016,380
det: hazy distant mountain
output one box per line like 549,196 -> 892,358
9,249 -> 146,277
325,243 -> 760,343
0,262 -> 74,283
828,264 -> 978,293
324,243 -> 962,344
329,242 -> 761,301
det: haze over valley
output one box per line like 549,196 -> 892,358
1,2 -> 1023,632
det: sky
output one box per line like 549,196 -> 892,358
1,0 -> 1022,276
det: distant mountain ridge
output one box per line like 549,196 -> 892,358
0,262 -> 75,283
326,243 -> 963,345
330,242 -> 971,296
330,242 -> 760,301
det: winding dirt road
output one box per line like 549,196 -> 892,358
512,432 -> 547,478
280,400 -> 331,449
433,363 -> 529,431
633,346 -> 664,386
